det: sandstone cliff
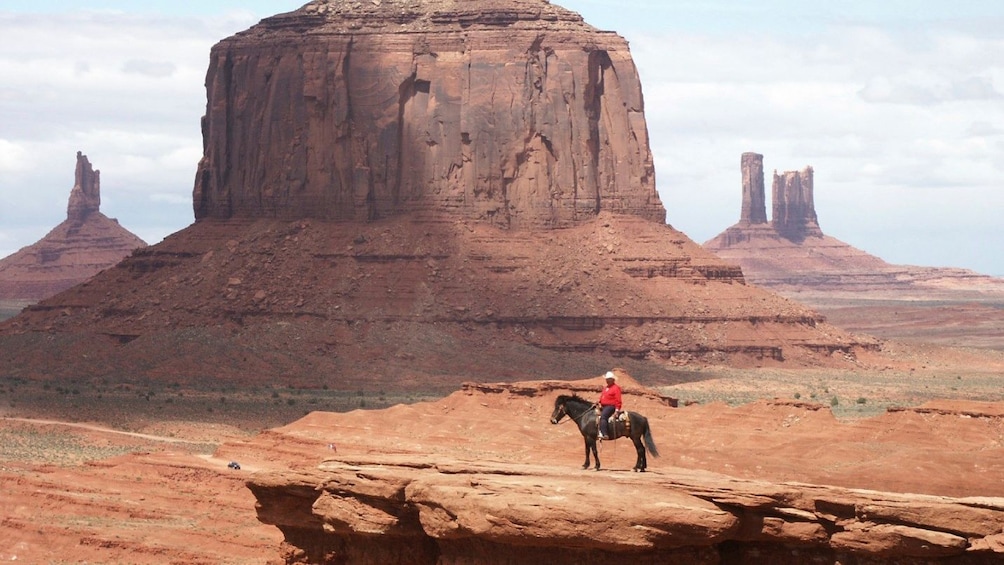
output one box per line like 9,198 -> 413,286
0,152 -> 147,302
194,0 -> 664,229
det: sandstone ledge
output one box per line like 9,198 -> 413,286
249,456 -> 1004,564
239,378 -> 1004,564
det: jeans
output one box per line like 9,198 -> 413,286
599,405 -> 616,437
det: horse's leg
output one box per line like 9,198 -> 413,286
582,438 -> 591,470
591,439 -> 601,471
631,433 -> 646,472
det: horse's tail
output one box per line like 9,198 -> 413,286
643,424 -> 660,458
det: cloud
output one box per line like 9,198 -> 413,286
0,139 -> 33,173
858,74 -> 1001,105
122,59 -> 177,78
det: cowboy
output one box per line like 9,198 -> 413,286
597,371 -> 622,440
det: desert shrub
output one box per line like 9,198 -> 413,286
830,396 -> 839,407
856,397 -> 867,405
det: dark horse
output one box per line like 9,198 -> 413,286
550,394 -> 660,472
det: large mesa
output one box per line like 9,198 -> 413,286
194,0 -> 664,229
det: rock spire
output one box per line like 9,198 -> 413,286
0,152 -> 146,302
710,154 -> 823,246
704,153 -> 1004,330
772,165 -> 821,240
66,151 -> 101,221
739,152 -> 767,225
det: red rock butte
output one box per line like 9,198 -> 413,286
0,152 -> 147,302
194,0 -> 665,228
0,1 -> 877,388
704,152 -> 1004,298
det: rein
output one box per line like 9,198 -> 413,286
558,400 -> 595,428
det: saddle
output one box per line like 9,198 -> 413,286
595,408 -> 630,439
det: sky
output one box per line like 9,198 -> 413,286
1,1 -> 1002,276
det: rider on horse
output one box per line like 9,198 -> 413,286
597,371 -> 622,440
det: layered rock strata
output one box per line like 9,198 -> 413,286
194,0 -> 664,229
0,152 -> 147,302
0,213 -> 874,386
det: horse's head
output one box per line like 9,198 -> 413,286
550,395 -> 571,424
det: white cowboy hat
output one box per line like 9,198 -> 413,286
604,371 -> 617,380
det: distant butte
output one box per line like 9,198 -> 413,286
0,152 -> 147,303
0,1 -> 877,388
704,153 -> 1004,349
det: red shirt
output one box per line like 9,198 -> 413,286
599,383 -> 622,409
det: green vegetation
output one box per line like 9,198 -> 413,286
0,377 -> 442,432
659,367 -> 1002,421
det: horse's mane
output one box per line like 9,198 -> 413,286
556,394 -> 591,405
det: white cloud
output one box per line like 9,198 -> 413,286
0,139 -> 33,173
122,59 -> 177,78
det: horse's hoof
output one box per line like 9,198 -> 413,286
581,465 -> 589,470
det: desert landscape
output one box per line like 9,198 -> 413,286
2,0 -> 1004,563
3,357 -> 1004,563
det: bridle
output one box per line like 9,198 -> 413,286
553,399 -> 594,427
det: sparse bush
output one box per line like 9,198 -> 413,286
793,392 -> 801,400
830,396 -> 839,407
856,397 -> 867,405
